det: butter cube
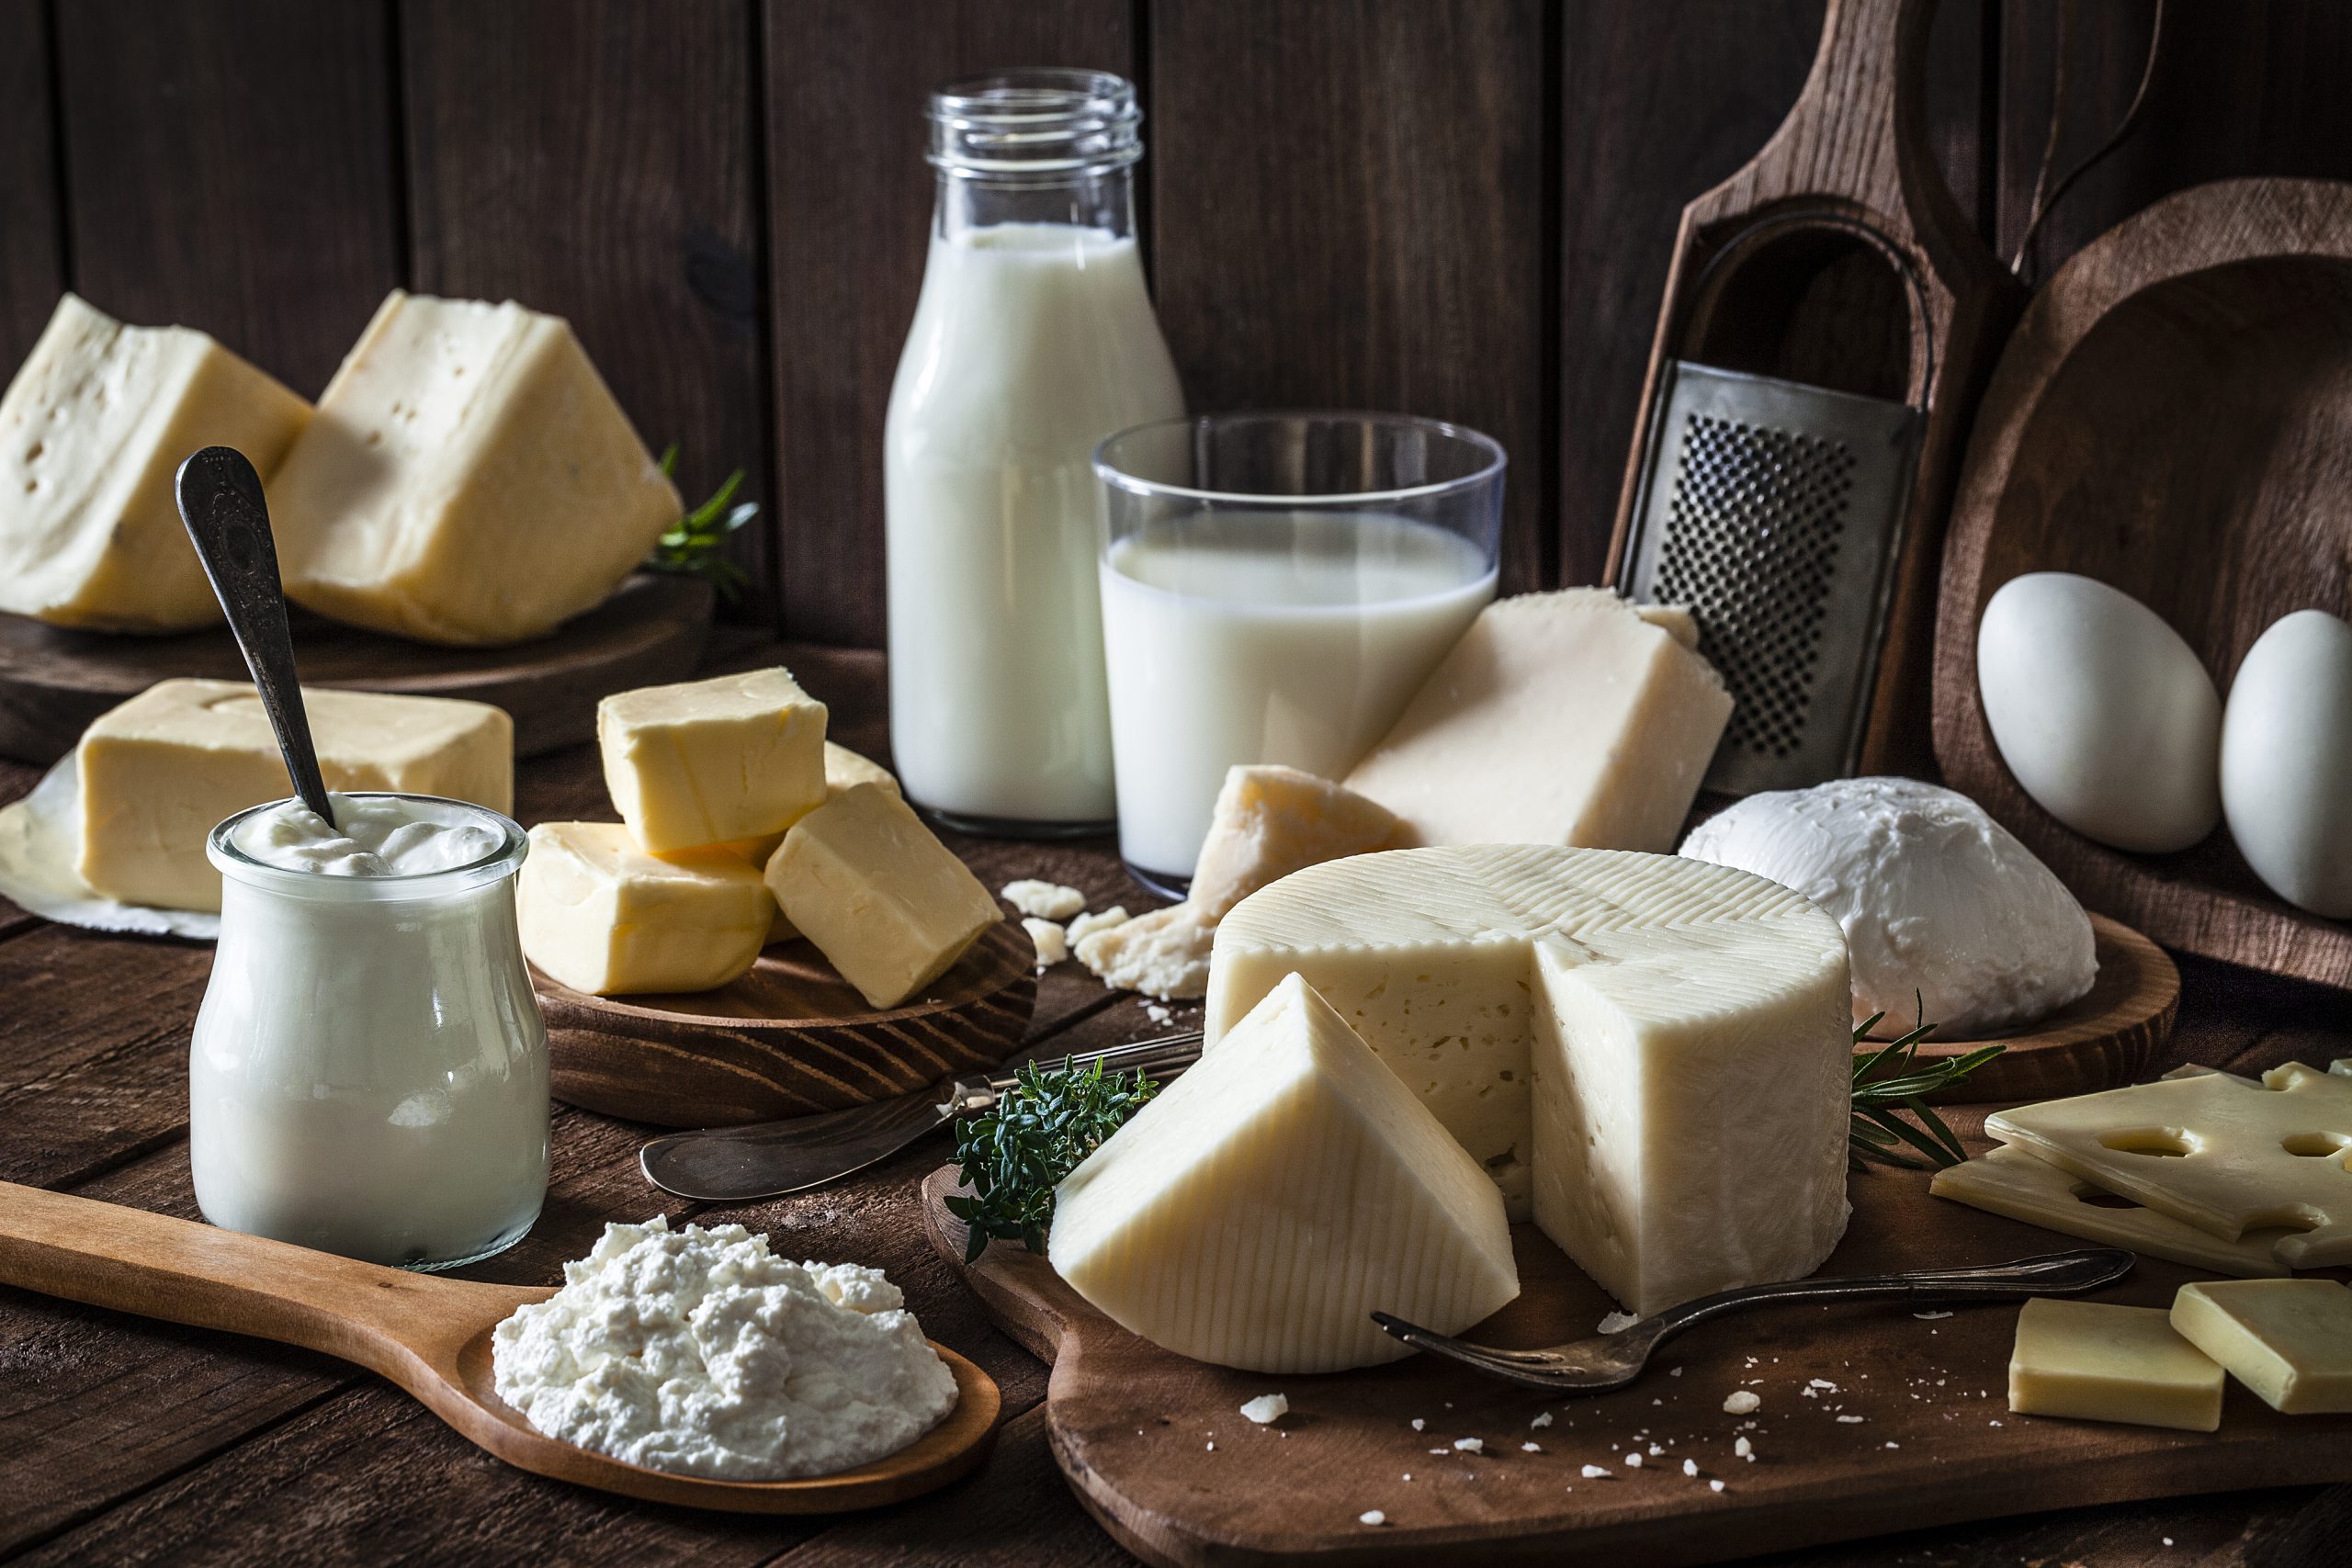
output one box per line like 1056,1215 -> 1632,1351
519,822 -> 768,995
599,668 -> 828,854
1189,764 -> 1413,919
2172,1279 -> 2352,1414
0,294 -> 310,631
77,679 -> 511,911
765,784 -> 999,1009
2008,1298 -> 2224,1432
710,742 -> 899,945
270,291 -> 682,646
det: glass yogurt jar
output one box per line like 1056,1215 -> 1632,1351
189,793 -> 549,1270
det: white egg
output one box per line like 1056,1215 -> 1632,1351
2221,608 -> 2352,916
1976,572 -> 2221,852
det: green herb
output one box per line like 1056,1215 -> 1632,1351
646,444 -> 757,603
946,1057 -> 1161,1262
1849,1009 -> 2005,1171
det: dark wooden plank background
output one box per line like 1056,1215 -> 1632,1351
4,0 -> 2350,639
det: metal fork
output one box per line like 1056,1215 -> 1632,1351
1371,1247 -> 2132,1393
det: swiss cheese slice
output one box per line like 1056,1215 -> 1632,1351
518,822 -> 769,995
1931,1145 -> 2289,1278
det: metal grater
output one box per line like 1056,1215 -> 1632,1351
1619,361 -> 1922,796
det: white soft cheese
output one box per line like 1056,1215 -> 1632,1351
1679,777 -> 2095,1036
491,1217 -> 957,1480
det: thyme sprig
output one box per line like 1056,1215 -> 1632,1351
646,444 -> 757,603
946,1057 -> 1161,1263
1849,1011 -> 2005,1170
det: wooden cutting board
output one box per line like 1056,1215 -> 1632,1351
922,1160 -> 2352,1567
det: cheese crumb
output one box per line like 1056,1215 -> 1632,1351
1001,880 -> 1086,921
1240,1393 -> 1288,1425
1521,1441 -> 1542,1453
1359,1510 -> 1387,1527
1022,917 -> 1069,967
1205,1442 -> 1216,1451
1710,1479 -> 1725,1493
1598,1310 -> 1641,1334
1735,1437 -> 1752,1459
1723,1392 -> 1760,1415
1623,1452 -> 1643,1468
1837,1415 -> 1865,1424
1453,1437 -> 1483,1453
1581,1464 -> 1612,1478
1410,1417 -> 1426,1431
1530,1411 -> 1554,1428
1066,906 -> 1130,944
1808,1379 -> 1838,1390
1681,1459 -> 1698,1477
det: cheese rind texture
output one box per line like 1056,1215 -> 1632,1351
1188,764 -> 1415,919
2171,1280 -> 2352,1414
599,668 -> 829,854
269,291 -> 682,645
1930,1145 -> 2288,1278
76,679 -> 512,911
1342,590 -> 1731,852
1207,845 -> 1851,1314
1050,974 -> 1520,1372
2007,1298 -> 2223,1432
0,294 -> 311,631
519,822 -> 769,995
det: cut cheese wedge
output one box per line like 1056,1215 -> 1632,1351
1188,764 -> 1414,918
1931,1145 -> 2290,1278
1050,973 -> 1519,1372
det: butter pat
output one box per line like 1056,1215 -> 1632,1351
715,742 -> 899,946
2008,1298 -> 2223,1431
77,679 -> 511,911
0,294 -> 310,631
1189,764 -> 1414,919
766,784 -> 999,1009
519,822 -> 768,995
270,291 -> 682,645
599,668 -> 829,854
2172,1280 -> 2352,1414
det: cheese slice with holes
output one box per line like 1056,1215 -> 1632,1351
1930,1145 -> 2288,1278
1207,845 -> 1850,1314
2171,1279 -> 2352,1414
1050,973 -> 1520,1372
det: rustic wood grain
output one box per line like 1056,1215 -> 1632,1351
0,0 -> 64,375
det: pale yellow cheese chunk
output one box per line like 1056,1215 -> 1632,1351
2172,1279 -> 2352,1414
518,822 -> 768,995
705,742 -> 900,945
765,784 -> 999,1009
1050,973 -> 1520,1373
2008,1298 -> 2223,1431
270,291 -> 682,646
76,679 -> 512,911
1075,904 -> 1214,999
0,294 -> 311,631
1931,1145 -> 2290,1278
598,667 -> 828,854
1188,763 -> 1414,919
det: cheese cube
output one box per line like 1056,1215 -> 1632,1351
598,668 -> 828,854
765,784 -> 1000,1009
2172,1280 -> 2352,1414
518,822 -> 768,995
1343,590 -> 1731,852
1050,973 -> 1520,1372
2008,1298 -> 2223,1431
269,291 -> 682,646
77,679 -> 511,911
0,294 -> 310,631
1188,764 -> 1414,919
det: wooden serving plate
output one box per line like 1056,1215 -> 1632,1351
537,920 -> 1035,1126
1934,176 -> 2352,988
0,571 -> 712,764
922,1160 -> 2352,1568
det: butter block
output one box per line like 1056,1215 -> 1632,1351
519,822 -> 768,995
2173,1280 -> 2352,1414
766,784 -> 1000,1009
1050,974 -> 1520,1373
599,668 -> 828,854
270,291 -> 682,645
707,742 -> 899,946
0,294 -> 310,631
2008,1298 -> 2224,1431
77,679 -> 511,911
1188,764 -> 1414,919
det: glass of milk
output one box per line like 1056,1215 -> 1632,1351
884,69 -> 1183,837
189,794 -> 549,1270
1094,412 -> 1504,886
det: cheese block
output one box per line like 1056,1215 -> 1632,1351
2171,1280 -> 2352,1414
765,784 -> 1000,1009
269,291 -> 682,646
519,822 -> 768,995
1207,845 -> 1851,1314
1050,973 -> 1520,1372
1342,590 -> 1731,852
599,668 -> 829,854
1074,904 -> 1214,999
2007,1298 -> 2223,1432
0,294 -> 310,631
1188,764 -> 1414,919
708,742 -> 900,944
1930,1145 -> 2288,1278
77,679 -> 512,911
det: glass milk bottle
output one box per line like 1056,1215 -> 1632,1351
885,69 -> 1183,833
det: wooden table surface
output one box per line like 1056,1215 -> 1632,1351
3,640 -> 2348,1568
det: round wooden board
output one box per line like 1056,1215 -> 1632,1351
0,572 -> 713,764
537,919 -> 1036,1126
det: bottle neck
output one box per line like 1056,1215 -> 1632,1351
934,165 -> 1137,243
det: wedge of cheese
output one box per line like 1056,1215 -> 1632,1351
2008,1298 -> 2223,1432
598,667 -> 829,854
0,294 -> 310,631
77,679 -> 512,911
269,291 -> 682,646
1050,973 -> 1520,1372
2172,1280 -> 2352,1415
1188,764 -> 1414,918
1207,845 -> 1850,1314
519,822 -> 768,995
1343,590 -> 1731,852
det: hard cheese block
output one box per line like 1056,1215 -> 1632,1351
1207,845 -> 1851,1314
1188,764 -> 1414,919
2172,1280 -> 2352,1414
2008,1297 -> 2224,1432
599,668 -> 829,854
1343,590 -> 1731,852
518,822 -> 768,995
1050,973 -> 1520,1373
270,291 -> 682,646
78,679 -> 512,911
0,294 -> 310,631
1931,1145 -> 2289,1278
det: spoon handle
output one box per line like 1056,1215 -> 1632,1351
174,446 -> 335,821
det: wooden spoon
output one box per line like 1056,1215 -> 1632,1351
0,1181 -> 1001,1512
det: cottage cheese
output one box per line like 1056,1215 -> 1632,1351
490,1217 -> 958,1479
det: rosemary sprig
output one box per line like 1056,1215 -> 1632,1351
646,444 -> 757,603
1849,1010 -> 2005,1171
946,1057 -> 1161,1263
